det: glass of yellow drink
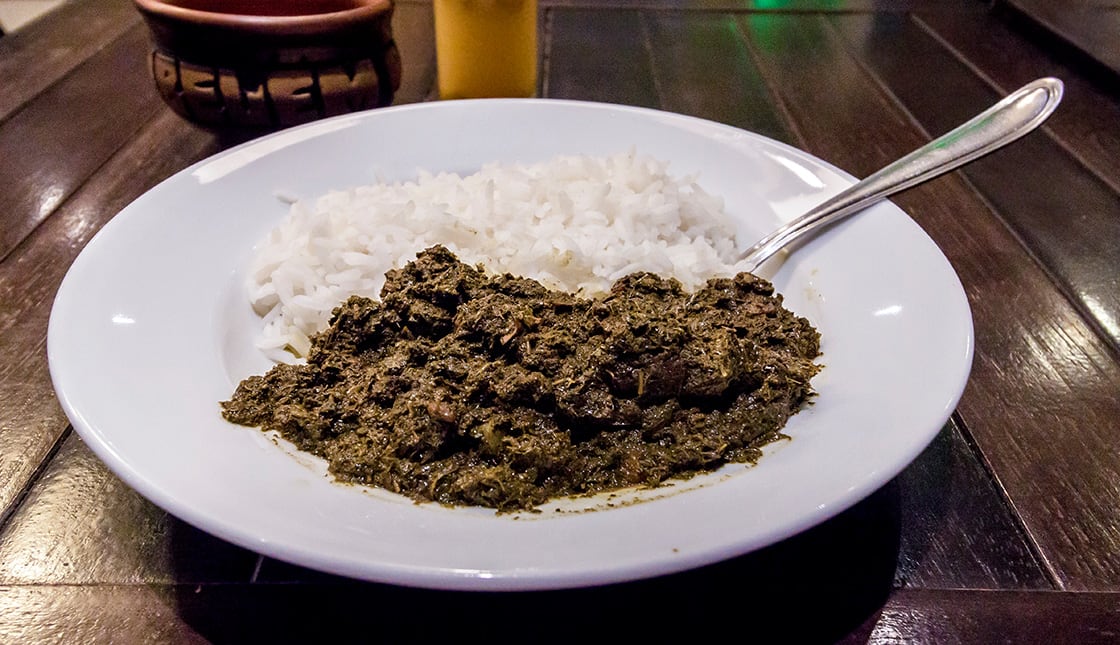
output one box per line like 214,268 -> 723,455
433,0 -> 538,99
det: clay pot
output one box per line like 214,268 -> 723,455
133,0 -> 401,130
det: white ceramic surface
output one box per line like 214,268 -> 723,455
47,99 -> 973,591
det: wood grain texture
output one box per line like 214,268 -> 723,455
3,585 -> 1118,644
642,11 -> 793,142
914,7 -> 1120,203
1000,0 -> 1120,76
891,421 -> 1049,589
0,107 -> 220,524
542,9 -> 659,107
819,12 -> 1120,591
0,434 -> 258,584
830,12 -> 1120,352
0,0 -> 140,123
857,589 -> 1120,644
0,585 -> 209,645
0,24 -> 163,263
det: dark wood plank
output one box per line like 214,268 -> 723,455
543,9 -> 659,107
0,0 -> 140,123
642,11 -> 794,143
0,107 -> 221,525
830,11 -> 1120,353
856,589 -> 1120,644
3,584 -> 1118,644
0,585 -> 208,644
790,12 -> 1120,591
737,12 -> 910,160
0,24 -> 165,263
891,420 -> 1049,589
914,6 -> 1120,197
0,433 -> 258,584
1000,0 -> 1120,77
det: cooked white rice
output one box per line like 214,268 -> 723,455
248,151 -> 751,358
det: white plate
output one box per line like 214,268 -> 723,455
48,99 -> 973,591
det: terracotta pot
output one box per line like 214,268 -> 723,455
133,0 -> 401,130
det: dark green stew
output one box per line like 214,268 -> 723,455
222,246 -> 822,512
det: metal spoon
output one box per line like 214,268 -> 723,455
741,77 -> 1064,273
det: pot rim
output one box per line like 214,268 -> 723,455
132,0 -> 393,35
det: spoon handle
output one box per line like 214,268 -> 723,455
741,77 -> 1064,273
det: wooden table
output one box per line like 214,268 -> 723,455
2,0 -> 1119,641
